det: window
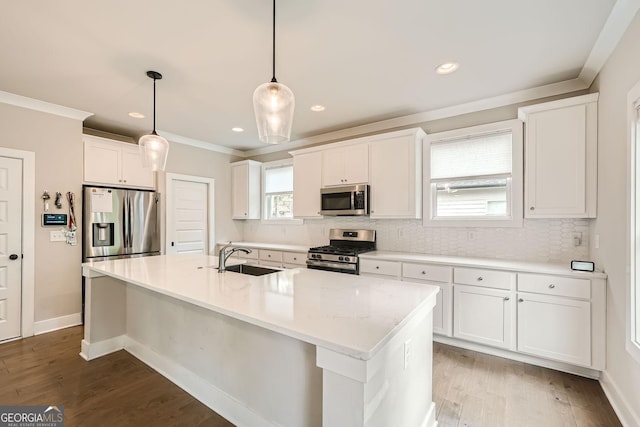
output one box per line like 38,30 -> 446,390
628,80 -> 640,363
262,160 -> 294,221
423,119 -> 523,227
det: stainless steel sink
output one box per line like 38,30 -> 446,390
222,264 -> 281,276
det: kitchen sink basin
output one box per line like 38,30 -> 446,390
222,264 -> 281,276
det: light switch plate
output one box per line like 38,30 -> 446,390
50,230 -> 66,242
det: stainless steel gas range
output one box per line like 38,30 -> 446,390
306,229 -> 376,274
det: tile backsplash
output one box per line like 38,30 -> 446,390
242,218 -> 590,263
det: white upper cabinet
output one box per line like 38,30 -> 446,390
292,151 -> 322,218
84,134 -> 155,188
231,160 -> 261,219
322,143 -> 369,187
369,129 -> 425,218
518,93 -> 598,218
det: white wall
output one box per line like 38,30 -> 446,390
243,218 -> 589,263
0,103 -> 84,323
590,10 -> 640,426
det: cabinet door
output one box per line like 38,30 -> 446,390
322,147 -> 346,186
517,293 -> 591,366
84,139 -> 121,184
370,135 -> 419,218
344,144 -> 369,184
404,279 -> 452,337
322,144 -> 369,186
525,104 -> 587,217
453,284 -> 515,350
293,152 -> 322,217
231,164 -> 249,219
121,145 -> 155,188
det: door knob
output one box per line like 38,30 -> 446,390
9,254 -> 18,260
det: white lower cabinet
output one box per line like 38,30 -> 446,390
453,284 -> 516,350
359,259 -> 402,278
402,262 -> 452,337
282,251 -> 307,269
516,273 -> 592,367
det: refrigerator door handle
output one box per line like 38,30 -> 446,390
123,195 -> 129,249
128,195 -> 133,249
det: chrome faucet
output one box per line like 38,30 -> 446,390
218,243 -> 252,272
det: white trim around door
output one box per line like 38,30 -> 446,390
164,173 -> 215,255
0,147 -> 35,338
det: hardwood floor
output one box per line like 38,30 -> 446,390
433,343 -> 621,427
0,327 -> 621,426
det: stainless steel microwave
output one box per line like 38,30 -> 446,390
320,184 -> 369,216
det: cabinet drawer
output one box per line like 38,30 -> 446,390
454,268 -> 515,290
282,252 -> 306,266
359,259 -> 401,277
518,273 -> 590,299
259,250 -> 283,262
402,263 -> 451,283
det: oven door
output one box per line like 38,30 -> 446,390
306,259 -> 359,274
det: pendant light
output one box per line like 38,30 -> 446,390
253,0 -> 295,144
139,70 -> 169,171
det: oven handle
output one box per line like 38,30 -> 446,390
306,260 -> 357,271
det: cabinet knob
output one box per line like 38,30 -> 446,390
123,180 -> 127,183
504,297 -> 510,301
518,298 -> 524,302
529,206 -> 535,211
119,179 -> 123,182
376,266 -> 380,269
293,257 -> 297,261
268,254 -> 271,258
421,271 -> 426,275
477,276 -> 484,281
549,284 -> 556,289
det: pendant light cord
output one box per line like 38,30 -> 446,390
271,0 -> 277,83
152,77 -> 157,134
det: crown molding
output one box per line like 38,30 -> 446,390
158,130 -> 247,157
578,0 -> 640,85
243,78 -> 588,157
0,90 -> 93,121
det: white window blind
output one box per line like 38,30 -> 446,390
431,131 -> 512,180
265,165 -> 293,193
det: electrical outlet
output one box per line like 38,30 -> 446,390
397,228 -> 404,239
572,232 -> 583,247
403,339 -> 412,370
467,231 -> 476,241
49,230 -> 66,242
66,231 -> 77,246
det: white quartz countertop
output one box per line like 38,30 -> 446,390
82,255 -> 438,360
216,241 -> 309,253
359,251 -> 607,279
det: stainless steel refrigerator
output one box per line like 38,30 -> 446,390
82,186 -> 161,261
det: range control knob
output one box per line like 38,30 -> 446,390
338,256 -> 344,261
344,257 -> 350,262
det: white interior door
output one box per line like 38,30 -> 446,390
0,157 -> 23,342
166,176 -> 214,255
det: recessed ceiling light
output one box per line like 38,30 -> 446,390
232,127 -> 244,132
310,105 -> 326,112
435,62 -> 460,75
128,112 -> 145,119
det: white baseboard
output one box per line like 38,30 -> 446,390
600,370 -> 640,427
421,402 -> 437,427
33,312 -> 82,335
79,336 -> 125,361
434,335 -> 601,379
123,336 -> 273,427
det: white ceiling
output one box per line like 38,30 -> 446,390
0,0 -> 631,153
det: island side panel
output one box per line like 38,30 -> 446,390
80,271 -> 127,360
125,285 -> 323,427
317,296 -> 437,427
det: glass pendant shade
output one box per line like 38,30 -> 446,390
253,81 -> 295,144
139,132 -> 169,171
139,70 -> 169,171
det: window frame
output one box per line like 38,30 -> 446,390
627,80 -> 640,364
423,119 -> 523,228
261,159 -> 302,224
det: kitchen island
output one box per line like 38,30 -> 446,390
81,255 -> 439,427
